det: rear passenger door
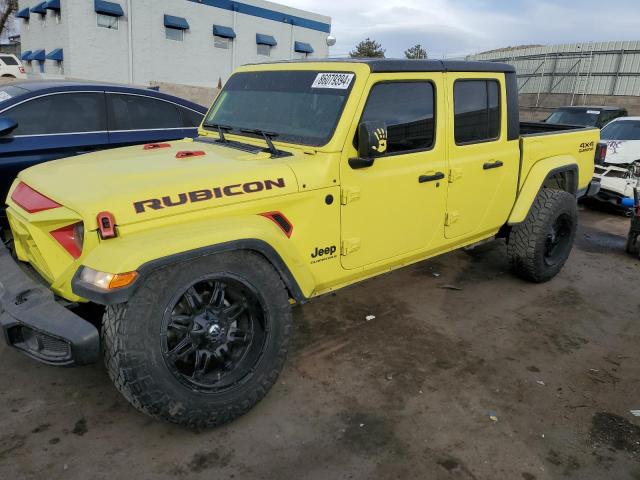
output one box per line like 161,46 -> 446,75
444,74 -> 520,239
106,93 -> 188,146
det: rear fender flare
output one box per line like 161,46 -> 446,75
508,156 -> 578,225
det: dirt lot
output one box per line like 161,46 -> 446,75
1,208 -> 639,480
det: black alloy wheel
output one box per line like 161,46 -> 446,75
161,275 -> 269,393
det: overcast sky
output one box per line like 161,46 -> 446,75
286,0 -> 640,58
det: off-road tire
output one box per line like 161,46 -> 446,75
102,251 -> 292,429
626,224 -> 640,256
507,189 -> 578,283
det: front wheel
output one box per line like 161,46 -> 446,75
102,251 -> 292,428
507,189 -> 578,283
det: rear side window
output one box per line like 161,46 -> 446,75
359,82 -> 435,154
108,94 -> 183,130
181,107 -> 204,128
0,55 -> 19,66
454,80 -> 500,144
1,93 -> 106,135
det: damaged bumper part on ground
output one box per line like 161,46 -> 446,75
0,244 -> 99,366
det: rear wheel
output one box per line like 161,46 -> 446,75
102,251 -> 292,428
507,189 -> 578,283
626,220 -> 640,256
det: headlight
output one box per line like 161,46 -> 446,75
633,161 -> 640,177
80,266 -> 138,290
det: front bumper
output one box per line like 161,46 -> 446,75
0,243 -> 99,366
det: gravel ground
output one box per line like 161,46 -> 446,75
1,207 -> 639,480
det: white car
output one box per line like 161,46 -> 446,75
593,117 -> 640,206
0,54 -> 27,80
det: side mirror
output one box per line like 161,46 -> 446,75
349,121 -> 388,169
0,118 -> 18,137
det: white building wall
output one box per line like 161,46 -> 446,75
17,0 -> 332,87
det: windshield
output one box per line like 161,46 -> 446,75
204,70 -> 355,147
545,109 -> 599,127
601,120 -> 640,140
0,85 -> 27,104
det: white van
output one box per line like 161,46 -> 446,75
0,54 -> 27,79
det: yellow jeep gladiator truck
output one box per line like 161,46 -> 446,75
0,60 -> 601,428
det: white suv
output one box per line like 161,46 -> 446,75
0,54 -> 27,79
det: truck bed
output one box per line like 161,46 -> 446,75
520,121 -> 589,136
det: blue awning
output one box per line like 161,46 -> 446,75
46,48 -> 63,61
213,25 -> 236,39
256,34 -> 277,46
30,2 -> 47,15
31,50 -> 46,61
294,41 -> 314,54
164,14 -> 189,30
45,0 -> 61,10
16,8 -> 30,19
20,51 -> 32,61
94,0 -> 124,17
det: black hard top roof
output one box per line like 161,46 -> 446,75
254,58 -> 516,74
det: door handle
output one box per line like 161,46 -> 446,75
483,160 -> 504,170
418,172 -> 445,183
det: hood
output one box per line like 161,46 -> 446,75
603,140 -> 640,165
18,139 -> 299,229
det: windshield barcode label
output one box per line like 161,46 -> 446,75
312,73 -> 354,89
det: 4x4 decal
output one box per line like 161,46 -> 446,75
133,178 -> 286,213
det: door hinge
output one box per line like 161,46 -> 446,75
445,211 -> 460,226
341,238 -> 361,256
341,187 -> 361,205
449,168 -> 463,183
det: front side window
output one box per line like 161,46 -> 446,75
214,36 -> 230,49
108,94 -> 182,130
1,93 -> 106,136
359,82 -> 435,154
166,27 -> 183,42
257,44 -> 271,56
454,80 -> 500,144
204,70 -> 355,146
97,13 -> 118,30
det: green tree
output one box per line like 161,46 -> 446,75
350,38 -> 385,58
405,44 -> 428,60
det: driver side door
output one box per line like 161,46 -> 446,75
339,73 -> 448,269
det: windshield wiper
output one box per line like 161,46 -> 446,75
203,123 -> 233,143
240,128 -> 287,158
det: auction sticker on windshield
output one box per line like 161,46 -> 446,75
0,91 -> 12,102
312,73 -> 355,89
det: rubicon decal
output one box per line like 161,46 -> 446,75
134,178 -> 286,213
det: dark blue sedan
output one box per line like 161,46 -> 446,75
0,81 -> 207,203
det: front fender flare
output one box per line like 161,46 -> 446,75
72,217 -> 314,305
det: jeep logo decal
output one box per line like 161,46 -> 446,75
310,245 -> 337,264
133,178 -> 286,213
